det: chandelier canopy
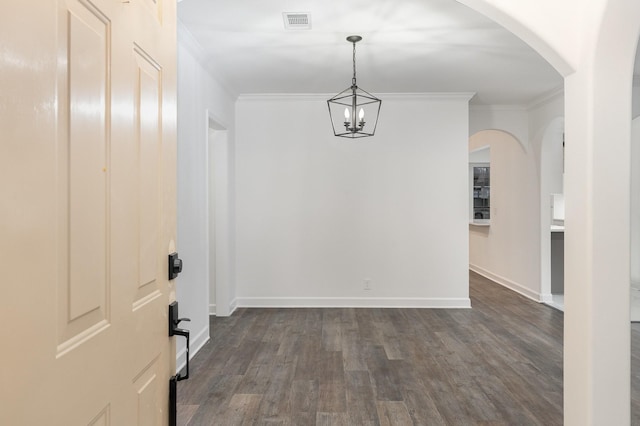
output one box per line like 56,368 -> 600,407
327,35 -> 381,138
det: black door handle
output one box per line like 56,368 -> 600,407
168,302 -> 190,426
168,301 -> 190,380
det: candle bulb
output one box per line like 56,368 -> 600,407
359,108 -> 365,121
344,107 -> 350,121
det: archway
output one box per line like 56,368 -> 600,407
457,0 -> 640,423
468,129 -> 540,301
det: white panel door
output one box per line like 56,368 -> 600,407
0,0 -> 178,424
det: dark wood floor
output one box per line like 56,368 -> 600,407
178,273 -> 640,424
632,322 -> 640,425
177,271 -> 577,425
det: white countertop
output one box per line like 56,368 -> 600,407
470,220 -> 490,227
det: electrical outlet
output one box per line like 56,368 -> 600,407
364,279 -> 371,290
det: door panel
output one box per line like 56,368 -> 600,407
134,44 -> 162,306
0,0 -> 177,424
89,407 -> 111,426
57,0 -> 111,355
133,355 -> 162,426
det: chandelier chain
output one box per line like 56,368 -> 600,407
352,41 -> 357,87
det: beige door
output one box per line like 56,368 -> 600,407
0,0 -> 177,424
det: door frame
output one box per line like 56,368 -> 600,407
206,110 -> 233,318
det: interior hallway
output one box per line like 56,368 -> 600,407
176,272 -> 640,425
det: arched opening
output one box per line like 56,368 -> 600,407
460,1 -> 640,423
468,129 -> 540,300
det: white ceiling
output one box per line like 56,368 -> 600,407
177,0 -> 564,105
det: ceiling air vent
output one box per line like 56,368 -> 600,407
283,12 -> 311,30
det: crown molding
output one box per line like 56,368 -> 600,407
237,93 -> 328,102
378,92 -> 476,101
237,92 -> 476,102
469,86 -> 564,112
526,85 -> 564,111
470,104 -> 527,112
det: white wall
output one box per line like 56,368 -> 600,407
207,126 -> 235,316
176,22 -> 235,368
470,105 -> 529,145
633,78 -> 640,119
528,91 -> 564,170
631,116 -> 640,322
634,78 -> 640,288
234,94 -> 472,308
632,116 -> 640,287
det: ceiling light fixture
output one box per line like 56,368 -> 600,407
327,35 -> 381,138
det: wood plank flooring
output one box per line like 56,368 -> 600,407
178,272 -> 570,425
632,322 -> 640,424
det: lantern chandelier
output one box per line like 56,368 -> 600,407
327,35 -> 382,138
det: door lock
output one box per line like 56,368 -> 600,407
168,252 -> 183,280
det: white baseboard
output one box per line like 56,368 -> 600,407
176,325 -> 210,375
470,264 -> 541,302
546,299 -> 565,312
235,296 -> 471,309
539,293 -> 553,304
210,299 -> 238,317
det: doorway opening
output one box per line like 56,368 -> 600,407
468,130 -> 539,301
206,114 -> 232,317
539,118 -> 565,311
